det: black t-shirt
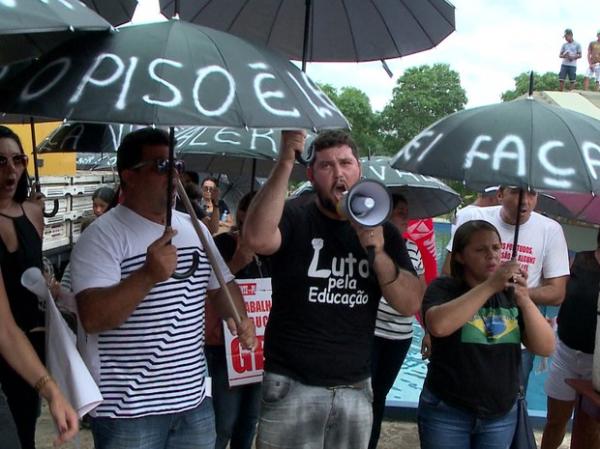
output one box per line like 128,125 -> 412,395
265,201 -> 415,387
213,232 -> 271,279
557,251 -> 599,354
422,277 -> 524,418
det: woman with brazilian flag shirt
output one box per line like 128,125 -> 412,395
418,220 -> 555,449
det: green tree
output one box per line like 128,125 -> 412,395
380,64 -> 467,154
501,71 -> 586,101
318,84 -> 383,157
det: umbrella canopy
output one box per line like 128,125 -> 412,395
37,122 -> 308,180
391,98 -> 600,195
81,0 -> 138,27
159,0 -> 455,65
0,0 -> 111,64
0,20 -> 348,129
536,191 -> 600,225
174,126 -> 309,180
37,122 -> 135,154
292,157 -> 460,219
362,157 -> 460,218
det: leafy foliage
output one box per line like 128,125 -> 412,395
319,83 -> 384,156
379,64 -> 467,155
501,71 -> 586,101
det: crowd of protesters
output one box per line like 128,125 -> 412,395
0,124 -> 597,449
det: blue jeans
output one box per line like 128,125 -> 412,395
90,399 -> 216,449
418,387 -> 517,449
520,348 -> 534,392
0,382 -> 21,449
205,345 -> 261,449
256,371 -> 373,449
369,336 -> 412,449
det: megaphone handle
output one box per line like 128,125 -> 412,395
367,245 -> 375,267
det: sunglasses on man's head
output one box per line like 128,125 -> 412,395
0,154 -> 28,168
131,158 -> 185,175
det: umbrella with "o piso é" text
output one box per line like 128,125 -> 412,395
0,19 -> 349,130
0,19 -> 348,312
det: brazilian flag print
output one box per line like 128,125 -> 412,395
461,307 -> 520,345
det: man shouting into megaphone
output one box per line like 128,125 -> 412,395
244,129 -> 423,449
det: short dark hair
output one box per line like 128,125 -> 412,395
238,191 -> 257,213
392,193 -> 408,209
117,127 -> 170,181
450,220 -> 501,282
183,170 -> 200,185
309,129 -> 359,166
0,125 -> 29,203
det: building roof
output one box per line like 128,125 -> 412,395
533,90 -> 600,120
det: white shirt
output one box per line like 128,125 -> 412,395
446,205 -> 570,288
71,205 -> 233,418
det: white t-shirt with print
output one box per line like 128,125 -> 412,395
446,205 -> 570,288
71,205 -> 233,418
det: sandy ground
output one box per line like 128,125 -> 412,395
35,403 -> 570,449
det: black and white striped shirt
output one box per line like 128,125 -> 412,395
71,206 -> 232,418
374,239 -> 424,340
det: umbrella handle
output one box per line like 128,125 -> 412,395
175,178 -> 242,325
367,245 -> 375,267
295,141 -> 315,166
171,251 -> 200,280
43,199 -> 60,218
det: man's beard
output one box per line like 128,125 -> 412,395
316,190 -> 338,214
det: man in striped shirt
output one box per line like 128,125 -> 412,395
71,128 -> 256,449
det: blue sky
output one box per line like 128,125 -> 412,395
134,0 -> 600,111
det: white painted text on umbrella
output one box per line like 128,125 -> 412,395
17,53 -> 342,124
397,129 -> 600,189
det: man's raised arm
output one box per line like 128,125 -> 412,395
244,130 -> 306,255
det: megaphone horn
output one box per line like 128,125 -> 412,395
337,179 -> 392,228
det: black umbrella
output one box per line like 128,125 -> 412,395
292,157 -> 460,219
392,99 -> 600,194
81,0 -> 138,27
37,122 -> 308,181
0,19 -> 348,304
159,0 -> 455,71
536,191 -> 600,225
0,20 -> 348,129
362,157 -> 460,218
391,96 -> 600,258
0,0 -> 111,64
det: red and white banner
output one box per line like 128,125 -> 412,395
224,278 -> 272,387
405,218 -> 438,284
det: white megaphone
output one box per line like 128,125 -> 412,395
337,179 -> 392,227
